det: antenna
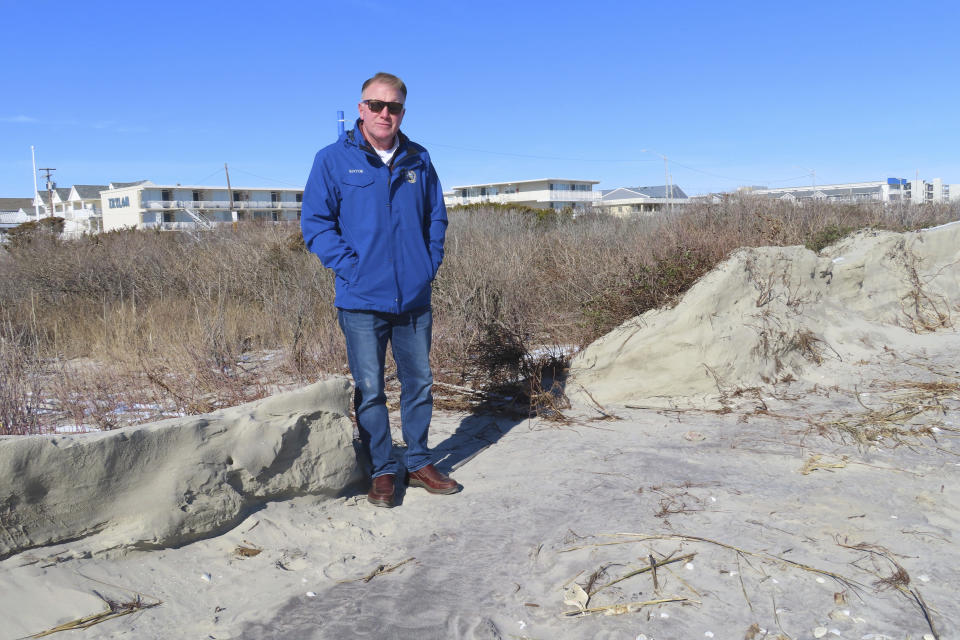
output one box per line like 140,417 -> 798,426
30,146 -> 41,219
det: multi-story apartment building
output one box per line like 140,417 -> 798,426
746,178 -> 959,204
101,181 -> 303,231
444,178 -> 599,210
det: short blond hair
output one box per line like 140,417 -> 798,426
361,72 -> 407,101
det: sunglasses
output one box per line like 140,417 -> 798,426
362,99 -> 404,115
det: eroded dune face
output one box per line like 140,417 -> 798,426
0,378 -> 359,559
569,222 -> 960,409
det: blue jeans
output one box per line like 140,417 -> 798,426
337,307 -> 434,478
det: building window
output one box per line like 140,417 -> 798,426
161,189 -> 172,201
295,192 -> 303,202
271,191 -> 280,203
193,190 -> 203,202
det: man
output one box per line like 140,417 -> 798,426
301,72 -> 458,508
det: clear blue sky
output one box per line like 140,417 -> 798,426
2,0 -> 958,197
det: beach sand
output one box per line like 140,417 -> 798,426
1,223 -> 958,639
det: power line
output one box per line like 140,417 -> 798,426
191,167 -> 225,185
421,140 -> 656,164
426,139 -> 821,189
229,167 -> 303,188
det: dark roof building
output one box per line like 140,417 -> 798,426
600,185 -> 688,200
596,184 -> 689,215
0,197 -> 35,212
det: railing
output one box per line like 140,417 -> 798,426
232,201 -> 287,209
451,190 -> 600,206
182,207 -> 214,229
143,200 -> 301,210
58,207 -> 102,220
148,219 -> 299,231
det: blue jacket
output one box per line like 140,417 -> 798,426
301,122 -> 448,313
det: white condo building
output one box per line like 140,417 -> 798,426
444,178 -> 599,210
101,181 -> 303,231
745,178 -> 959,204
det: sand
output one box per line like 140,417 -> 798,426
1,224 -> 959,639
569,221 -> 960,409
0,378 -> 358,559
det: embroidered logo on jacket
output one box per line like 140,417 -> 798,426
405,170 -> 416,184
349,169 -> 364,174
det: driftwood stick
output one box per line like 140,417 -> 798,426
589,552 -> 695,596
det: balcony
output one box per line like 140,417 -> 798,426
149,221 -> 231,231
451,190 -> 600,206
143,200 -> 301,210
59,207 -> 102,220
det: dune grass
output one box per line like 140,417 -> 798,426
1,198 -> 956,433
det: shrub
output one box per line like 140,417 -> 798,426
4,217 -> 65,252
805,224 -> 856,253
0,198 -> 956,433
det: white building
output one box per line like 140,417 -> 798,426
0,197 -> 35,238
34,184 -> 107,236
595,185 -> 690,215
444,178 -> 599,210
101,181 -> 303,231
746,178 -> 959,204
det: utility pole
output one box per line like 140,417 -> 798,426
641,149 -> 671,213
225,162 -> 236,228
38,167 -> 56,218
664,156 -> 671,212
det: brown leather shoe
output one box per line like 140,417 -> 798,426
368,474 -> 395,508
408,464 -> 460,495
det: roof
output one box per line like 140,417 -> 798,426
751,181 -> 887,194
106,182 -> 301,192
109,180 -> 152,189
0,197 -> 35,211
767,185 -> 884,199
0,210 -> 31,225
37,188 -> 71,204
73,184 -> 108,199
450,178 -> 600,190
600,185 -> 688,200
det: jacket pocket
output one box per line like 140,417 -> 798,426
342,173 -> 374,188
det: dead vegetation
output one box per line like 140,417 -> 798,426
21,573 -> 162,639
25,594 -> 161,638
811,381 -> 960,447
1,200 -> 957,434
556,532 -> 941,637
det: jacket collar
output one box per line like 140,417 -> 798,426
346,119 -> 417,164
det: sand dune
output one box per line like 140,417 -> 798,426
569,222 -> 960,409
0,378 -> 358,559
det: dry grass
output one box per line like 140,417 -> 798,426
1,199 -> 957,434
